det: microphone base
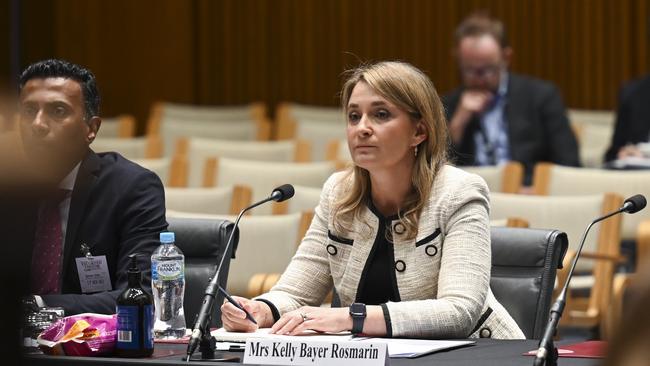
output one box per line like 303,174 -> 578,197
199,335 -> 217,359
186,335 -> 242,362
534,339 -> 558,366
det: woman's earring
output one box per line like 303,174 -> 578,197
414,145 -> 418,157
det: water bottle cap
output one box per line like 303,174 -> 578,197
160,232 -> 175,243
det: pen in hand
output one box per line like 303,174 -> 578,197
218,286 -> 258,325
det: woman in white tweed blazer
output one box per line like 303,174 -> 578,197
221,61 -> 524,339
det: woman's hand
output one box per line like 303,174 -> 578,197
270,306 -> 352,336
220,296 -> 273,332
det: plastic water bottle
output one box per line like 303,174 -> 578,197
151,232 -> 186,339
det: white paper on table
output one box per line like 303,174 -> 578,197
211,328 -> 353,343
353,338 -> 475,358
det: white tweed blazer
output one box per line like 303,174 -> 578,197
257,165 -> 525,339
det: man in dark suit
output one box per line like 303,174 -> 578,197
443,14 -> 579,187
18,59 -> 167,315
604,75 -> 650,163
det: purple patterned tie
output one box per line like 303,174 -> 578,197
30,190 -> 68,295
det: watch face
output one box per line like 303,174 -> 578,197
350,303 -> 366,316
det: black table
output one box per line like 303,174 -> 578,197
24,339 -> 600,366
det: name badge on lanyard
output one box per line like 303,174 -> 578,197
75,243 -> 112,293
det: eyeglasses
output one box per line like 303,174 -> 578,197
460,65 -> 501,79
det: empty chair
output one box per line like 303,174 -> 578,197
175,137 -> 311,187
461,162 -> 524,193
99,114 -> 136,138
533,163 -> 650,337
167,217 -> 237,327
490,227 -> 568,339
166,211 -> 312,297
276,102 -> 346,161
489,192 -> 623,336
147,102 -> 272,156
165,185 -> 252,215
533,163 -> 650,242
568,109 -> 615,168
204,158 -> 336,214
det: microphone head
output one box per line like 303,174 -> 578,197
271,184 -> 295,202
624,194 -> 647,214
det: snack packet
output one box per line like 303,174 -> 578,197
37,313 -> 117,356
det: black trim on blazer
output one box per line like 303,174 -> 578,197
415,228 -> 441,247
327,230 -> 354,245
469,307 -> 493,336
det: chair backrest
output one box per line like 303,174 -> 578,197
165,185 -> 251,215
167,211 -> 309,297
272,185 -> 322,214
276,103 -> 346,161
489,227 -> 568,339
92,136 -> 161,159
154,101 -> 267,123
147,102 -> 271,156
133,157 -> 187,187
489,192 -> 622,272
568,109 -> 615,168
325,139 -> 352,163
133,158 -> 171,184
167,217 -> 237,328
178,137 -> 310,187
206,158 -> 336,214
99,115 -> 136,138
533,163 -> 650,240
461,162 -> 524,193
573,123 -> 614,168
568,109 -> 615,127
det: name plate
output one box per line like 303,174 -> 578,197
243,338 -> 388,366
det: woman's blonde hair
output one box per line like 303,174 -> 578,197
333,61 -> 448,239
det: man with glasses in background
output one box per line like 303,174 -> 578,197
443,13 -> 579,188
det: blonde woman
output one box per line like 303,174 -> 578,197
221,61 -> 524,339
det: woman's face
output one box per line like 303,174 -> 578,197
346,81 -> 426,172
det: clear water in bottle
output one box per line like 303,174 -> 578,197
151,232 -> 186,339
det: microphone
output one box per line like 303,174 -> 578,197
270,184 -> 295,203
533,194 -> 646,366
622,194 -> 646,214
185,184 -> 295,362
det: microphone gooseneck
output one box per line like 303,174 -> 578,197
185,184 -> 295,361
533,194 -> 646,366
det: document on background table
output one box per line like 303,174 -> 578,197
354,338 -> 475,358
211,328 -> 474,358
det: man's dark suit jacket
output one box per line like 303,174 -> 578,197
33,150 -> 167,315
604,75 -> 650,162
443,73 -> 580,185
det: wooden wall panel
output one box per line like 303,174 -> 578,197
20,0 -> 196,133
13,0 -> 650,132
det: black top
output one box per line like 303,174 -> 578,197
357,201 -> 401,305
